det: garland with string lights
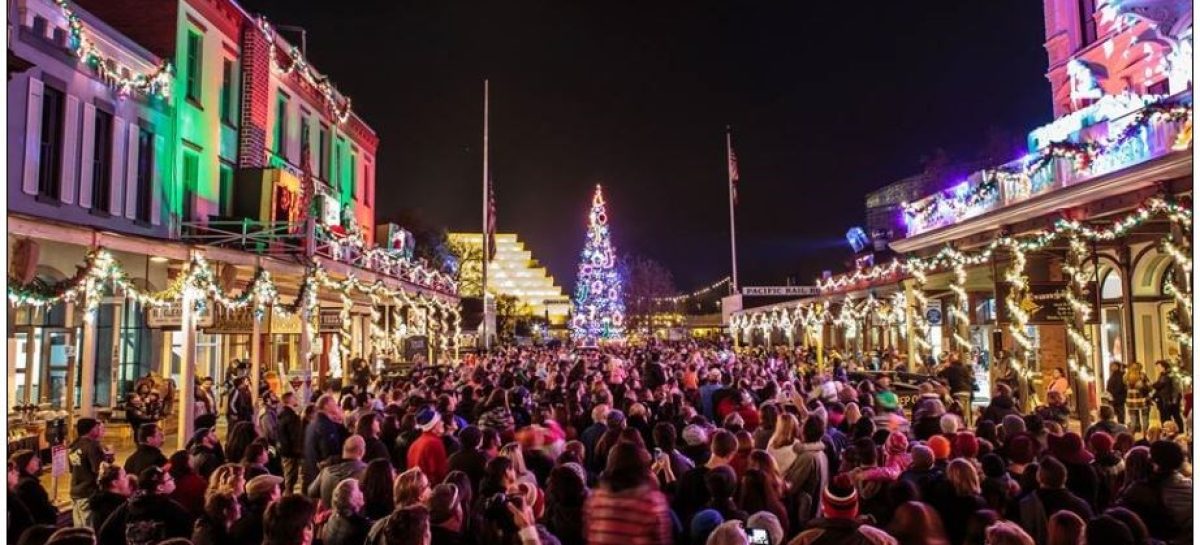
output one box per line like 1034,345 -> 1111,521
738,196 -> 1192,371
647,276 -> 731,304
1060,233 -> 1095,382
54,0 -> 173,99
947,252 -> 972,352
8,249 -> 462,358
903,99 -> 1192,230
256,16 -> 352,124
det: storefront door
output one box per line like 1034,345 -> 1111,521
13,327 -> 76,408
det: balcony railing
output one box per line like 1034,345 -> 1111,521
181,218 -> 457,295
902,92 -> 1193,237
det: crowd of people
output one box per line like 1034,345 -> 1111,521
6,340 -> 1194,545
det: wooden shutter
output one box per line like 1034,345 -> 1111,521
124,120 -> 139,219
22,78 -> 44,195
151,134 -> 164,226
60,94 -> 80,204
109,116 -> 126,216
78,102 -> 96,208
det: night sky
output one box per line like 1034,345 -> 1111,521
241,1 -> 1052,293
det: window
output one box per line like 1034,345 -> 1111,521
181,149 -> 199,222
37,86 -> 65,199
332,138 -> 342,191
32,16 -> 47,37
219,58 -> 236,124
317,123 -> 329,179
300,116 -> 311,164
185,31 -> 203,103
349,151 -> 357,198
135,127 -> 154,222
274,93 -> 288,156
364,167 -> 372,206
92,109 -> 114,213
218,162 -> 234,217
1078,0 -> 1097,47
1147,79 -> 1170,96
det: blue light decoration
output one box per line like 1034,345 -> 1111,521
846,227 -> 870,254
571,185 -> 626,343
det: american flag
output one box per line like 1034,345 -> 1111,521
487,174 -> 497,261
728,137 -> 740,205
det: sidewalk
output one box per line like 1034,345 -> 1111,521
41,419 -> 226,509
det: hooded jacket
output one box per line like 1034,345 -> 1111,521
98,491 -> 192,545
307,458 -> 367,508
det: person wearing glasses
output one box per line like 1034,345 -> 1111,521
97,466 -> 191,545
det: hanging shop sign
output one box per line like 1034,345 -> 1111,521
996,281 -> 1099,325
147,302 -> 214,329
319,308 -> 344,333
270,310 -> 303,335
925,299 -> 943,326
205,306 -> 256,334
741,286 -> 821,297
404,335 -> 429,361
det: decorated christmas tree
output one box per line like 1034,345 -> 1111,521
571,185 -> 626,343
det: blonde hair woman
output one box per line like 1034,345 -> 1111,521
766,413 -> 800,473
986,521 -> 1035,545
942,458 -> 987,545
499,442 -> 538,489
393,467 -> 430,507
205,463 -> 245,500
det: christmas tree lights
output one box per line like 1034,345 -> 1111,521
571,185 -> 626,343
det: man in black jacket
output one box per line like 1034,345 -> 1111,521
1105,361 -> 1128,424
303,394 -> 347,492
276,392 -> 304,494
123,423 -> 167,479
937,355 -> 975,426
98,466 -> 191,545
68,417 -> 107,527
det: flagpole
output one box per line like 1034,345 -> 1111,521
482,79 -> 490,352
726,126 -> 739,295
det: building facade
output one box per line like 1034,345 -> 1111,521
731,0 -> 1193,427
8,0 -> 458,449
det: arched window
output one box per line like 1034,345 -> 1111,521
1101,269 -> 1123,300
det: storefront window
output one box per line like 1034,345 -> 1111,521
119,299 -> 156,399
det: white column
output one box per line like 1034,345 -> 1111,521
250,312 -> 262,399
299,310 -> 312,406
78,301 -> 97,418
176,275 -> 198,451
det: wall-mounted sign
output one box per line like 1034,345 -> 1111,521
147,302 -> 214,329
319,308 -> 343,333
925,299 -> 943,326
204,306 -> 256,334
996,281 -> 1099,325
742,286 -> 821,297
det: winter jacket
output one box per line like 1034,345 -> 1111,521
303,412 -> 347,480
1127,373 -> 1151,408
191,515 -> 232,545
16,473 -> 58,525
68,436 -> 105,500
786,441 -> 829,523
189,444 -> 225,479
276,406 -> 304,459
88,490 -> 128,530
320,510 -> 372,545
789,518 -> 898,545
408,431 -> 450,485
98,491 -> 193,545
8,490 -> 35,544
169,472 -> 208,517
938,364 -> 974,393
256,406 -> 280,444
123,444 -> 167,478
363,436 -> 391,465
981,394 -> 1020,425
1107,371 -> 1129,406
1092,454 -> 1125,511
1007,488 -> 1093,545
1118,471 -> 1193,545
307,458 -> 367,508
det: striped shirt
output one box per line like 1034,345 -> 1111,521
583,483 -> 672,545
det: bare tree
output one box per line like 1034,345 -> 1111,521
619,254 -> 677,331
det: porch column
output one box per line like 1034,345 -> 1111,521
63,303 -> 79,436
299,309 -> 313,405
1118,246 -> 1137,365
903,281 -> 920,366
176,262 -> 198,451
78,301 -> 97,418
250,312 -> 262,399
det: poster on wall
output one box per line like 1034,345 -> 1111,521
995,281 -> 1099,325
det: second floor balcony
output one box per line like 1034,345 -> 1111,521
900,91 -> 1193,239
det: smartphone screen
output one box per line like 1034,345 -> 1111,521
748,528 -> 770,545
